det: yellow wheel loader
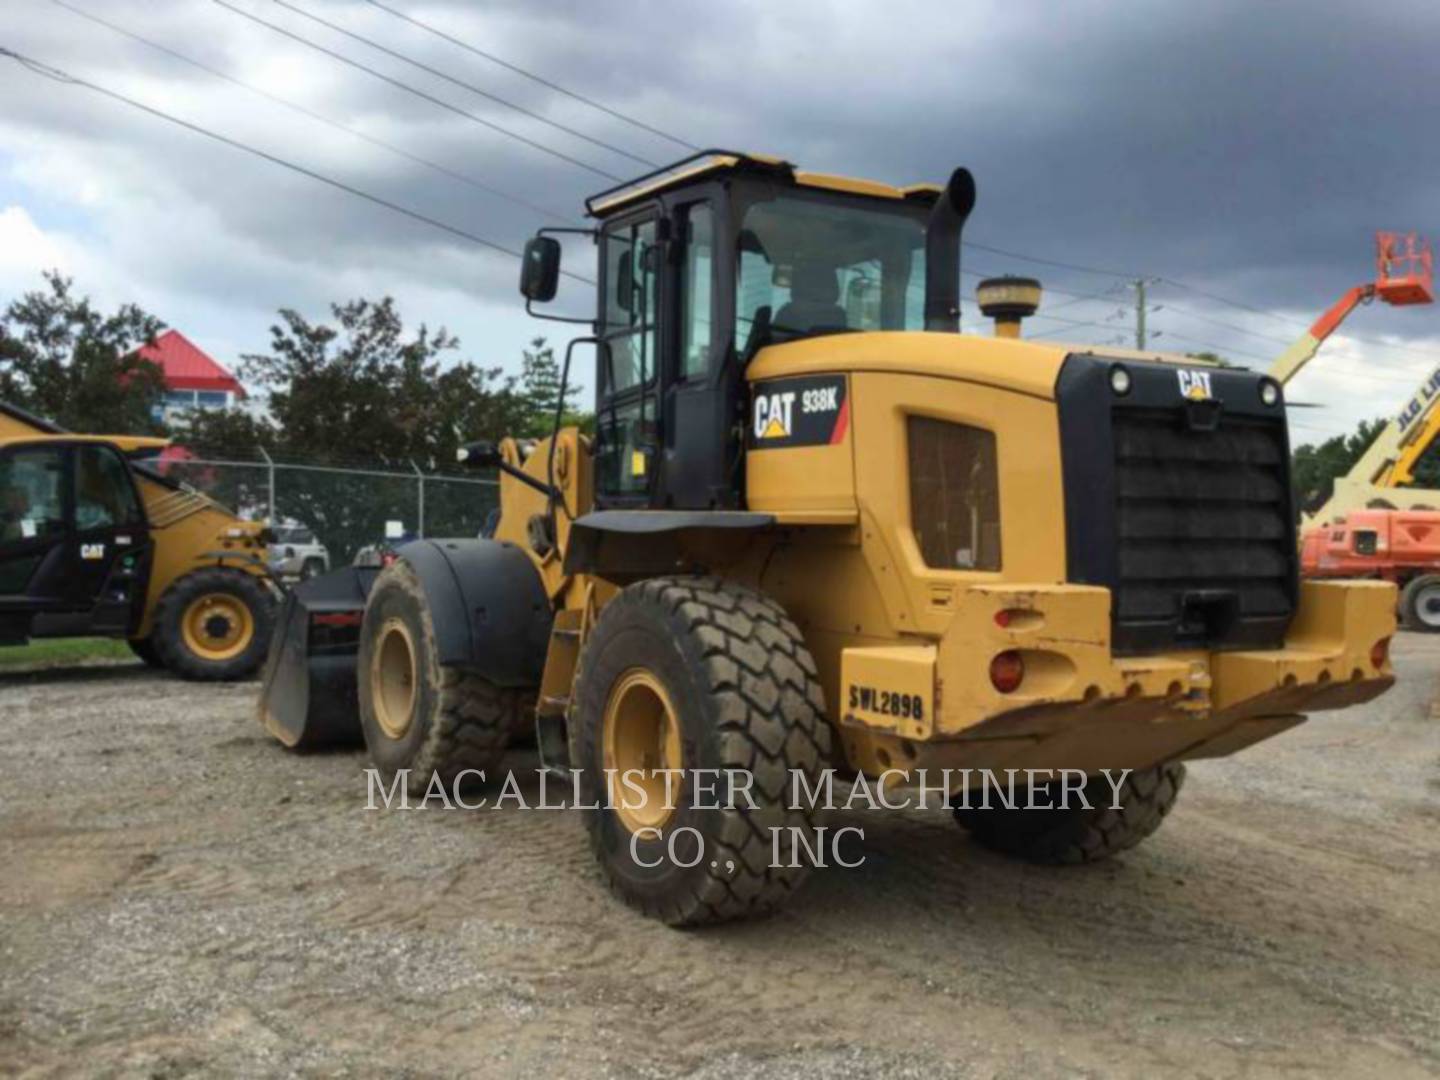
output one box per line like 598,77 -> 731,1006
0,401 -> 276,679
259,152 -> 1396,925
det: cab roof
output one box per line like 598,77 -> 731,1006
0,434 -> 170,454
584,150 -> 944,218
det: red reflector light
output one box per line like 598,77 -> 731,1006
1371,637 -> 1390,670
994,610 -> 1012,628
990,650 -> 1024,694
312,611 -> 363,628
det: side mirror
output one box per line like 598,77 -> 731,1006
457,440 -> 502,468
520,236 -> 561,302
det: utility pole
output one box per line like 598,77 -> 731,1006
1132,278 -> 1162,350
1134,278 -> 1147,350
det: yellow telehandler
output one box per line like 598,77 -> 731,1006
260,151 -> 1395,925
1,401 -> 276,679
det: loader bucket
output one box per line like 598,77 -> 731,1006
257,566 -> 380,750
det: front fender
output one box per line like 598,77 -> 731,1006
398,538 -> 552,687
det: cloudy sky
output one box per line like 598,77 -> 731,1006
3,0 -> 1439,445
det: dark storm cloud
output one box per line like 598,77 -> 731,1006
3,0 -> 1439,436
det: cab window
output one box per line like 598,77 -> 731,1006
601,217 -> 659,393
735,191 -> 927,347
0,447 -> 66,545
75,445 -> 142,531
679,203 -> 714,380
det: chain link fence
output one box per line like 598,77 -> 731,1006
154,454 -> 499,566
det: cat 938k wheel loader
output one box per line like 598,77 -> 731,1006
259,151 -> 1396,925
0,402 -> 277,680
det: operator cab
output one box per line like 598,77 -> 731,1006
520,151 -> 971,513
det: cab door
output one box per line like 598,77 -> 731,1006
0,444 -> 73,624
596,211 -> 663,506
70,443 -> 154,635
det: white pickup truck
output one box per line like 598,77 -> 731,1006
267,525 -> 329,581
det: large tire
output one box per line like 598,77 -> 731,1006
153,567 -> 276,681
128,636 -> 164,669
357,560 -> 522,797
1400,574 -> 1440,632
570,576 -> 833,927
954,763 -> 1185,865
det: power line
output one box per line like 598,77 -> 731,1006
1157,308 -> 1435,385
210,0 -> 623,181
1025,311 -> 1113,329
1157,276 -> 1311,331
962,239 -> 1133,280
0,46 -> 594,285
50,0 -> 574,223
1157,278 -> 1440,364
1026,320 -> 1114,340
1149,328 -> 1271,363
1157,298 -> 1296,348
1042,286 -> 1127,313
965,236 -> 1440,367
362,0 -> 697,153
270,0 -> 657,169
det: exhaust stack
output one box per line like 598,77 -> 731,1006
923,168 -> 977,333
976,275 -> 1042,338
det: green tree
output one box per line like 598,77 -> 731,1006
0,271 -> 166,434
1291,418 -> 1386,509
174,297 -> 530,558
519,336 -> 585,437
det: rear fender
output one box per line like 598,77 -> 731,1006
398,538 -> 552,687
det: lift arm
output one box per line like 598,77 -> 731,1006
1305,362 -> 1440,525
1267,284 -> 1374,386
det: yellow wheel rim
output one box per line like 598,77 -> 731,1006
371,618 -> 418,740
180,593 -> 254,662
602,668 -> 683,834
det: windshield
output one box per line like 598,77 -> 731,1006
736,191 -> 928,349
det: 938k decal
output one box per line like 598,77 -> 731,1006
749,374 -> 849,449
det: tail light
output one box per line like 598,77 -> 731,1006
1371,637 -> 1391,670
990,650 -> 1025,694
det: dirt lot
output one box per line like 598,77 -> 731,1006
2,637 -> 1439,1079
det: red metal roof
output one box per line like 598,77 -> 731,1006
136,329 -> 246,397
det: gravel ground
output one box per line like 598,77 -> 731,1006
2,637 -> 1438,1078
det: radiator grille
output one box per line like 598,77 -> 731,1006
1112,407 -> 1295,649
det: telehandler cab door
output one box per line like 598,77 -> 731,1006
0,440 -> 154,638
69,443 -> 153,634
